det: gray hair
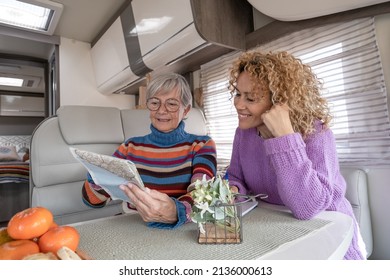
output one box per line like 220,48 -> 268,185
146,73 -> 193,108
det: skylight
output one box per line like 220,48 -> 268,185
0,0 -> 63,35
0,77 -> 23,87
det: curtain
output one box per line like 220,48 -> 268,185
201,17 -> 390,167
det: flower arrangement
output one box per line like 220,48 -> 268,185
190,175 -> 241,244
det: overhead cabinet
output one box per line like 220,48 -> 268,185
90,0 -> 253,95
0,95 -> 44,117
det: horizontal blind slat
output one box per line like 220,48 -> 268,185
201,17 -> 390,166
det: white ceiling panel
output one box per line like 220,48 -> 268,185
247,0 -> 389,21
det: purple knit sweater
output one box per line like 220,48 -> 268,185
227,123 -> 364,260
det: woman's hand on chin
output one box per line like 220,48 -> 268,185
257,124 -> 273,139
261,103 -> 295,138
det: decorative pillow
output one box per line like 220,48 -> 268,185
0,146 -> 21,162
17,146 -> 29,153
17,147 -> 30,162
18,147 -> 27,159
22,149 -> 30,162
0,135 -> 31,151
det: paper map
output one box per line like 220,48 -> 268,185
70,147 -> 145,203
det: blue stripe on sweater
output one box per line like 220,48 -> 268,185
141,174 -> 191,185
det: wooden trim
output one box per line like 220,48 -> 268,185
0,90 -> 44,97
0,54 -> 46,67
246,2 -> 390,49
191,0 -> 253,50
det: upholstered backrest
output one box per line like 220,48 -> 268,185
30,105 -> 208,225
340,167 -> 373,258
120,109 -> 151,139
120,108 -> 208,139
30,106 -> 125,225
58,105 -> 124,145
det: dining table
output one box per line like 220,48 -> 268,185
71,202 -> 353,260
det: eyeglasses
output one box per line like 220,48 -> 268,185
146,97 -> 181,112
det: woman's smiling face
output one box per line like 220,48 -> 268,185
149,86 -> 189,133
233,71 -> 273,130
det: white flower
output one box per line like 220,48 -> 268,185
190,175 -> 237,228
195,201 -> 214,219
198,221 -> 206,234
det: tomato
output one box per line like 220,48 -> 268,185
38,226 -> 80,254
7,207 -> 54,240
0,240 -> 40,260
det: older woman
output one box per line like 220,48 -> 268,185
226,51 -> 366,259
82,73 -> 217,229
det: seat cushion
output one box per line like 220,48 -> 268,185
340,167 -> 373,257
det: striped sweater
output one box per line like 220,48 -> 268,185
82,121 -> 217,227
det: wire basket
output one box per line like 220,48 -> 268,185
197,194 -> 266,244
197,201 -> 242,244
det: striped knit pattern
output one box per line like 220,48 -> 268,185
0,162 -> 29,183
82,121 -> 217,207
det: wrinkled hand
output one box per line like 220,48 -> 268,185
261,103 -> 294,138
120,183 -> 178,224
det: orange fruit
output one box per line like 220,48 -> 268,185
7,207 -> 53,240
0,228 -> 14,246
0,240 -> 40,260
49,222 -> 58,229
38,226 -> 80,254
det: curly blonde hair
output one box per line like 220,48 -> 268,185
228,51 -> 332,138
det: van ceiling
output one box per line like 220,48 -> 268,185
0,0 -> 387,95
0,0 -> 127,94
51,0 -> 127,43
1,0 -> 387,56
247,0 -> 389,20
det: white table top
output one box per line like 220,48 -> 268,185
257,203 -> 354,260
72,203 -> 353,260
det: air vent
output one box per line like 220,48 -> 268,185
26,80 -> 35,87
22,76 -> 41,88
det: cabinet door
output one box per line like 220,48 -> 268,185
132,0 -> 206,69
90,18 -> 133,88
0,95 -> 45,117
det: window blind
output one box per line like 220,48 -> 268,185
200,50 -> 241,170
201,17 -> 390,167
